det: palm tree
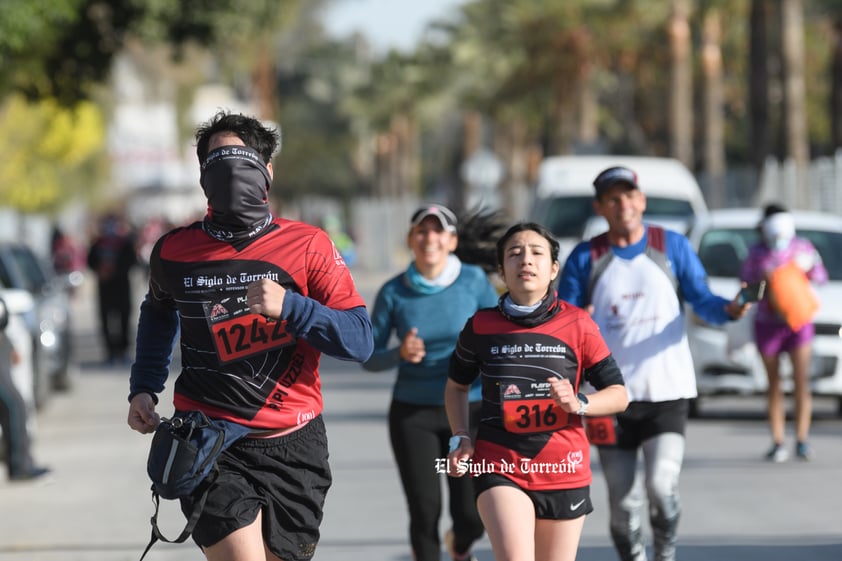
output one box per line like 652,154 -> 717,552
702,7 -> 726,208
749,0 -> 771,179
781,0 -> 810,207
669,0 -> 694,167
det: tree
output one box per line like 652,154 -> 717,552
0,95 -> 105,212
750,0 -> 771,175
702,6 -> 726,208
669,0 -> 694,167
0,0 -> 314,105
781,0 -> 810,206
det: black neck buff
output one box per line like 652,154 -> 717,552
200,145 -> 273,242
497,291 -> 561,327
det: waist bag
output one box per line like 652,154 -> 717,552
140,410 -> 251,561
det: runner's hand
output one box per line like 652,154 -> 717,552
247,278 -> 286,319
447,438 -> 473,478
400,327 -> 426,363
128,393 -> 160,434
547,376 -> 579,414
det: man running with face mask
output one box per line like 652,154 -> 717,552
127,111 -> 373,561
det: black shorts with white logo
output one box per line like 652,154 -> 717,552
473,472 -> 593,520
181,415 -> 332,561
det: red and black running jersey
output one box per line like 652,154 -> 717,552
449,303 -> 612,490
148,218 -> 365,429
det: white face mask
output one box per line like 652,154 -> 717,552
761,213 -> 795,251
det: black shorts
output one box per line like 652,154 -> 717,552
473,473 -> 593,520
182,415 -> 332,561
611,399 -> 689,450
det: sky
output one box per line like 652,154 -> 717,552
321,0 -> 465,54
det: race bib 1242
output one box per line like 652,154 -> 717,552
203,296 -> 294,364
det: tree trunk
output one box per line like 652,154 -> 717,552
459,111 -> 483,210
780,0 -> 810,207
669,0 -> 694,168
831,19 -> 842,151
495,121 -> 529,221
391,113 -> 419,199
252,41 -> 278,121
749,0 -> 770,177
577,57 -> 599,149
374,133 -> 396,198
702,8 -> 726,209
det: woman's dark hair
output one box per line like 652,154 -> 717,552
763,202 -> 788,219
758,202 -> 788,231
495,222 -> 560,269
452,206 -> 511,273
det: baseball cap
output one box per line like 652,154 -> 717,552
410,204 -> 457,232
593,166 -> 640,197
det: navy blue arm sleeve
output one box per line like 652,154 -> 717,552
282,292 -> 373,362
128,294 -> 179,403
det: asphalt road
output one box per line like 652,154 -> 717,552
1,272 -> 839,561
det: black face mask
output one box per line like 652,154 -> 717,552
200,145 -> 272,238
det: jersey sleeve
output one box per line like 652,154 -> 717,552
129,234 -> 180,402
448,316 -> 481,386
277,228 -> 372,361
304,228 -> 366,310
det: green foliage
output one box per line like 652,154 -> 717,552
0,0 -> 304,104
0,0 -> 81,52
4,0 -> 842,210
0,95 -> 106,212
272,39 -> 368,200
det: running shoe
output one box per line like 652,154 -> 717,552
765,442 -> 788,463
444,529 -> 478,561
795,441 -> 813,461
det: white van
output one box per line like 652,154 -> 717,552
529,155 -> 708,259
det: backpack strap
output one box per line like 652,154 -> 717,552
138,478 -> 212,561
586,232 -> 613,306
642,225 -> 679,299
585,226 -> 678,306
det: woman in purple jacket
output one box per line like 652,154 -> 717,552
740,203 -> 828,462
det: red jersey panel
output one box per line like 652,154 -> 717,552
450,303 -> 610,490
149,218 -> 365,429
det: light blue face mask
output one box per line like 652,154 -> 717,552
772,237 -> 791,251
763,233 -> 792,251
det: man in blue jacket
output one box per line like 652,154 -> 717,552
557,165 -> 749,561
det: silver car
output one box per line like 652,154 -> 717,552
0,243 -> 72,409
685,208 -> 842,416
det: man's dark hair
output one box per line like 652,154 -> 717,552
195,111 -> 281,164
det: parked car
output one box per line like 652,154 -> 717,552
685,208 -> 842,416
0,242 -> 73,409
529,155 -> 708,260
0,288 -> 38,419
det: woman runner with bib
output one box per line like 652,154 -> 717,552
445,222 -> 628,561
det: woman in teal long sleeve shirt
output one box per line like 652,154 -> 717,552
364,204 -> 502,561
